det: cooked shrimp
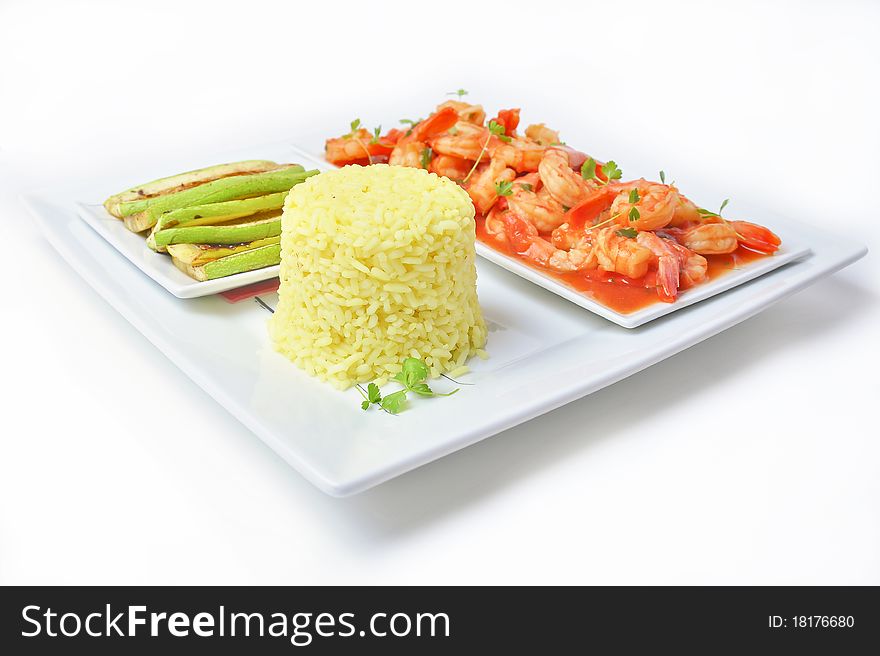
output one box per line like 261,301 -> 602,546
669,194 -> 703,226
436,100 -> 486,125
525,123 -> 560,146
430,122 -> 487,160
667,240 -> 708,288
593,226 -> 654,279
388,142 -> 427,168
675,221 -> 739,255
325,129 -> 393,166
729,221 -> 781,254
465,158 -> 515,215
388,107 -> 458,169
502,212 -> 595,272
611,180 -> 680,231
491,138 -> 546,173
635,231 -> 682,302
506,183 -> 567,232
538,148 -> 594,208
484,205 -> 510,244
429,154 -> 472,181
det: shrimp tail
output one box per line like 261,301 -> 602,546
730,221 -> 781,254
655,256 -> 680,302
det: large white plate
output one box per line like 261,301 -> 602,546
287,141 -> 812,328
23,144 -> 866,495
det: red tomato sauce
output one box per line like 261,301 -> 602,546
475,215 -> 771,314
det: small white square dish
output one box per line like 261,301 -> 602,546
72,143 -> 327,299
73,201 -> 281,299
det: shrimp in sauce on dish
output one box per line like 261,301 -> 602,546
325,96 -> 782,310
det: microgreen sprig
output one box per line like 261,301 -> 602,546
345,118 -> 361,137
420,146 -> 433,170
358,358 -> 459,414
616,227 -> 638,238
698,198 -> 730,219
462,120 -> 511,184
399,117 -> 423,137
344,117 -> 373,163
447,89 -> 469,98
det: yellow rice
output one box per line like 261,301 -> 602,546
268,164 -> 487,389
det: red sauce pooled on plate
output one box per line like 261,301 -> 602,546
474,215 -> 771,314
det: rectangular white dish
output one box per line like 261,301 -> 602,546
287,143 -> 811,328
24,143 -> 867,494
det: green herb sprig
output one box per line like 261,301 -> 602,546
399,117 -> 423,137
358,358 -> 459,414
344,118 -> 373,163
345,118 -> 361,137
581,157 -> 622,185
447,89 -> 469,98
488,120 -> 511,143
698,198 -> 730,219
627,187 -> 641,222
495,180 -> 513,197
420,146 -> 433,170
462,120 -> 510,184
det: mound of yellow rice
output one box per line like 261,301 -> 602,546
268,164 -> 487,389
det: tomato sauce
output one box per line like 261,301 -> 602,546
475,215 -> 771,314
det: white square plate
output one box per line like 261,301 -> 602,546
24,141 -> 866,495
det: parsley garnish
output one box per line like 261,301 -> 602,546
581,157 -> 622,184
519,182 -> 533,192
603,160 -> 622,182
626,187 -> 641,221
580,158 -> 597,181
495,180 -> 513,197
359,382 -> 382,411
616,227 -> 638,238
447,89 -> 469,98
358,358 -> 459,414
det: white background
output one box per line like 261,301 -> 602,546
1,0 -> 878,584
